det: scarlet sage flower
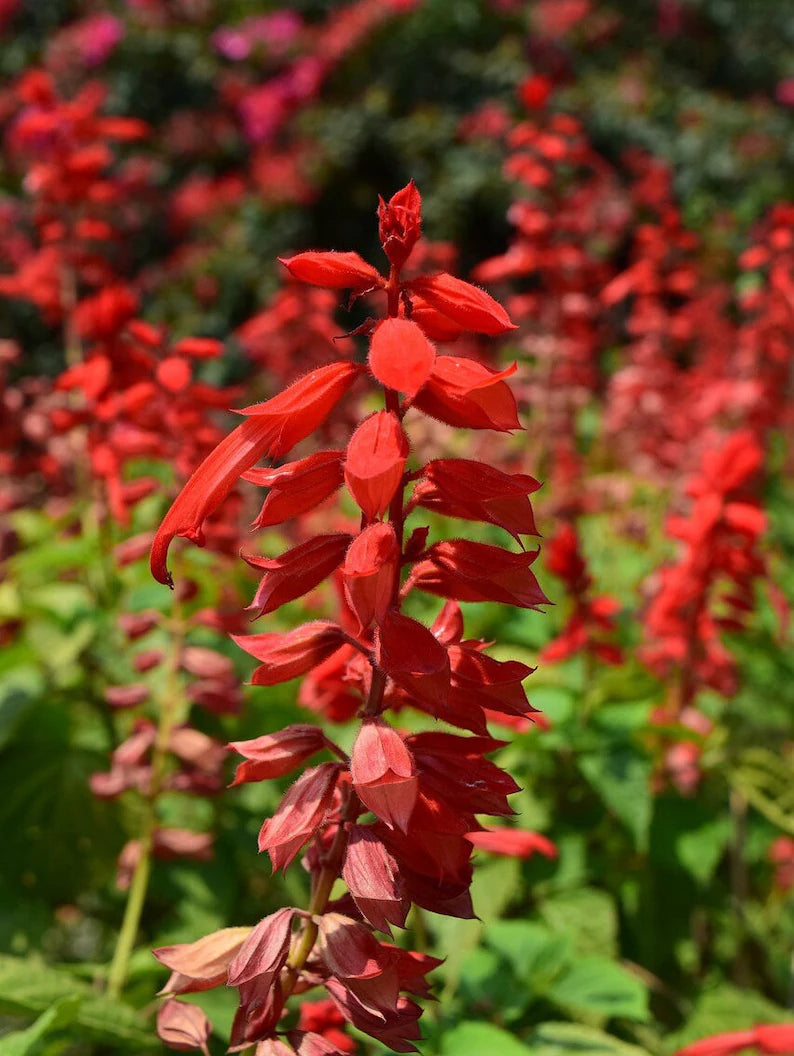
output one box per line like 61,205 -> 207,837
150,182 -> 548,1055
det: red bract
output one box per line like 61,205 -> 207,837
156,999 -> 211,1055
412,458 -> 540,540
151,361 -> 362,585
406,273 -> 517,335
232,622 -> 347,686
244,450 -> 345,528
244,533 -> 353,616
411,538 -> 549,609
412,357 -> 521,431
150,183 -> 547,1054
228,725 -> 329,786
258,762 -> 341,870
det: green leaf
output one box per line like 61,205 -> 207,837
485,920 -> 571,989
650,797 -> 731,885
547,957 -> 649,1022
440,1021 -> 533,1056
0,956 -> 158,1050
527,1020 -> 652,1056
538,889 -> 618,958
665,984 -> 790,1052
578,745 -> 653,850
0,667 -> 43,751
0,995 -> 81,1056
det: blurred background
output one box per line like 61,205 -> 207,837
1,1 -> 794,1054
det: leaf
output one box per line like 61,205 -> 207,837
578,745 -> 653,850
547,957 -> 649,1022
649,797 -> 732,885
485,920 -> 570,988
440,1021 -> 533,1056
0,667 -> 43,751
538,888 -> 619,958
0,995 -> 81,1056
0,956 -> 158,1049
527,1020 -> 652,1056
665,984 -> 790,1052
470,854 -> 522,922
458,947 -> 532,1022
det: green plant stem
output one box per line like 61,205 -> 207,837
106,573 -> 188,999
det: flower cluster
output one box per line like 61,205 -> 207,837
150,182 -> 549,1053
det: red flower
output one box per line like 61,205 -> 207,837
412,538 -> 549,609
150,361 -> 361,585
244,450 -> 345,528
466,828 -> 558,859
228,725 -> 329,786
279,250 -> 383,291
412,357 -> 521,431
156,999 -> 211,1055
378,179 -> 422,267
342,522 -> 399,631
406,272 -> 517,335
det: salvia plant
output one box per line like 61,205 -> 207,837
148,182 -> 549,1055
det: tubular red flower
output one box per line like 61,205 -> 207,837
465,828 -> 558,859
378,180 -> 422,268
151,361 -> 361,586
279,250 -> 383,290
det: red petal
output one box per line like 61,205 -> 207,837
244,450 -> 345,528
279,251 -> 383,290
368,318 -> 435,397
465,829 -> 557,859
342,522 -> 400,632
351,720 -> 417,832
151,361 -> 361,585
376,610 -> 450,709
407,273 -> 516,335
227,907 -> 295,987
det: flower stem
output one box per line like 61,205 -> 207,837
106,569 -> 188,999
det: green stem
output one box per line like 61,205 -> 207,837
106,572 -> 188,999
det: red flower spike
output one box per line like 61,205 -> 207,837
154,927 -> 251,995
343,826 -> 409,932
279,251 -> 383,291
342,522 -> 400,632
378,180 -> 422,268
376,610 -> 450,709
350,720 -> 418,832
226,907 -> 296,988
244,450 -> 345,529
368,318 -> 435,397
258,763 -> 340,871
151,361 -> 361,585
413,458 -> 540,540
232,622 -> 347,687
406,273 -> 517,335
413,356 -> 521,431
466,829 -> 558,860
413,538 -> 549,609
228,725 -> 328,786
156,999 -> 211,1056
244,534 -> 353,617
344,412 -> 409,521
